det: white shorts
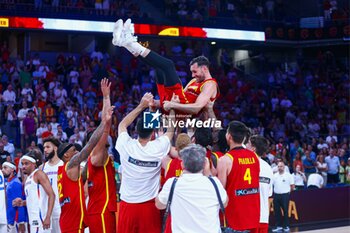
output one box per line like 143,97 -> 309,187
0,224 -> 6,233
51,218 -> 61,233
30,226 -> 51,233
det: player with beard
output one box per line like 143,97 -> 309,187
112,18 -> 219,116
40,136 -> 63,233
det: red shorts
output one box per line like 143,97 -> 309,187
157,83 -> 188,108
164,214 -> 172,233
258,223 -> 269,233
87,211 -> 117,233
118,200 -> 161,233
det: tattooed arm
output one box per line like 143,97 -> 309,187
90,78 -> 112,167
66,120 -> 107,181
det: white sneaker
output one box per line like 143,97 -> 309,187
123,18 -> 134,34
283,227 -> 290,232
272,227 -> 283,232
112,19 -> 123,46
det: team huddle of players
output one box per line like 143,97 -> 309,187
0,18 -> 274,233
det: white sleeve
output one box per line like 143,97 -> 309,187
289,173 -> 295,185
156,136 -> 171,156
157,178 -> 174,205
115,132 -> 131,155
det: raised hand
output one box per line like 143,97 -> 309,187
101,78 -> 111,97
140,92 -> 154,109
105,106 -> 115,122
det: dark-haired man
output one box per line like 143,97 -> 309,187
56,78 -> 114,233
112,18 -> 219,115
115,92 -> 174,233
40,137 -> 63,233
217,121 -> 260,232
247,135 -> 273,233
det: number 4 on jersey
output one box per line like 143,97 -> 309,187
244,168 -> 252,184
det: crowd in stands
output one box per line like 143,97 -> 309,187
3,0 -> 348,28
158,0 -> 349,26
0,37 -> 349,188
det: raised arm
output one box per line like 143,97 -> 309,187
90,78 -> 113,166
118,92 -> 153,134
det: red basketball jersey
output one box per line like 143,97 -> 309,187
57,163 -> 88,233
164,158 -> 182,183
225,147 -> 260,230
184,78 -> 220,103
87,156 -> 118,214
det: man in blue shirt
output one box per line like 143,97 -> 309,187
2,162 -> 27,233
303,150 -> 316,179
325,148 -> 340,184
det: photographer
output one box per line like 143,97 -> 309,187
156,144 -> 227,233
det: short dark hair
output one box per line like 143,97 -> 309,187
190,56 -> 210,67
136,117 -> 154,139
194,128 -> 212,147
43,136 -> 61,148
179,144 -> 206,173
217,129 -> 228,152
250,135 -> 269,157
227,121 -> 250,144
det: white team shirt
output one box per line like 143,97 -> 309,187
115,132 -> 170,203
307,173 -> 324,188
273,171 -> 294,194
158,174 -> 227,233
42,160 -> 64,219
24,169 -> 51,229
259,158 -> 273,223
0,170 -> 7,224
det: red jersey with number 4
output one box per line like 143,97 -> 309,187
225,147 -> 260,230
57,163 -> 88,233
184,78 -> 220,103
87,156 -> 118,214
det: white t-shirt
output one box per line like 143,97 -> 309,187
273,171 -> 294,194
158,174 -> 227,233
307,173 -> 324,188
2,90 -> 16,103
42,160 -> 64,219
115,132 -> 170,203
293,172 -> 305,186
259,158 -> 273,223
0,170 -> 7,224
18,108 -> 29,134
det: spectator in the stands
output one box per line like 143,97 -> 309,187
293,165 -> 306,190
2,84 -> 16,105
325,148 -> 340,185
316,154 -> 328,185
2,135 -> 15,161
303,150 -> 317,179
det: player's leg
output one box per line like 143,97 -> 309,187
113,19 -> 187,104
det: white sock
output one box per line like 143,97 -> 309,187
124,42 -> 146,57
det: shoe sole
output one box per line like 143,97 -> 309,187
112,19 -> 123,46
